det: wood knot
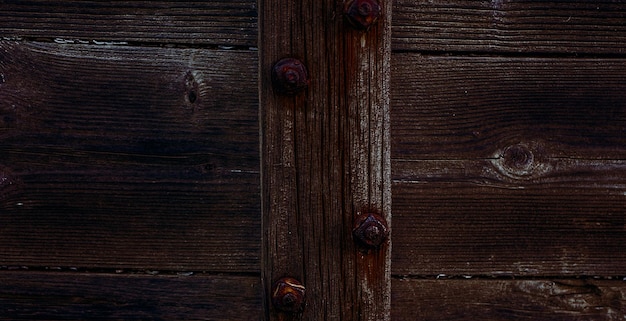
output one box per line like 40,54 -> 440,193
502,144 -> 534,174
493,142 -> 549,180
183,70 -> 202,107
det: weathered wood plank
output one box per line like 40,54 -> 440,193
392,278 -> 626,321
392,55 -> 626,160
393,0 -> 626,54
5,1 -> 626,53
0,1 -> 257,46
390,54 -> 626,276
0,271 -> 261,320
392,184 -> 626,276
259,0 -> 392,320
0,41 -> 260,271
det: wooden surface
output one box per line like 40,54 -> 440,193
0,41 -> 260,271
391,55 -> 626,160
392,278 -> 626,320
390,55 -> 626,277
5,1 -> 626,53
393,0 -> 626,54
2,1 -> 626,320
388,4 -> 626,318
259,0 -> 391,319
388,1 -> 626,318
0,270 -> 261,320
0,1 -> 257,47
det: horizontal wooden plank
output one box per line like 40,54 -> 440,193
5,1 -> 626,54
392,54 -> 626,160
393,0 -> 626,54
0,41 -> 260,271
0,271 -> 261,320
392,278 -> 626,320
0,1 -> 257,46
391,54 -> 626,276
393,157 -> 626,191
392,184 -> 626,276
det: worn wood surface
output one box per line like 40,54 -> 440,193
391,54 -> 626,276
0,41 -> 260,271
5,1 -> 626,54
392,278 -> 626,320
393,184 -> 626,276
392,55 -> 626,160
0,270 -> 261,320
0,1 -> 257,47
3,1 -> 626,320
393,0 -> 626,54
259,0 -> 392,319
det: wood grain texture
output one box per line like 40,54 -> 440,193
392,54 -> 626,160
391,54 -> 626,276
392,278 -> 626,321
393,0 -> 626,54
5,1 -> 626,53
0,1 -> 257,47
0,41 -> 260,271
393,184 -> 626,276
0,271 -> 261,320
259,0 -> 392,320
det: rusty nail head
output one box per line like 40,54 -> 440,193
272,277 -> 305,313
271,58 -> 309,96
353,212 -> 389,248
344,0 -> 381,30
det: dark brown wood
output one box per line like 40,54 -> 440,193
0,41 -> 260,271
0,270 -> 261,320
3,2 -> 626,320
259,0 -> 392,319
392,278 -> 626,320
6,1 -> 626,54
393,184 -> 626,276
0,1 -> 257,47
392,55 -> 626,160
390,54 -> 626,276
393,0 -> 626,54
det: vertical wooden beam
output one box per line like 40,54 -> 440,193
260,0 -> 391,319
